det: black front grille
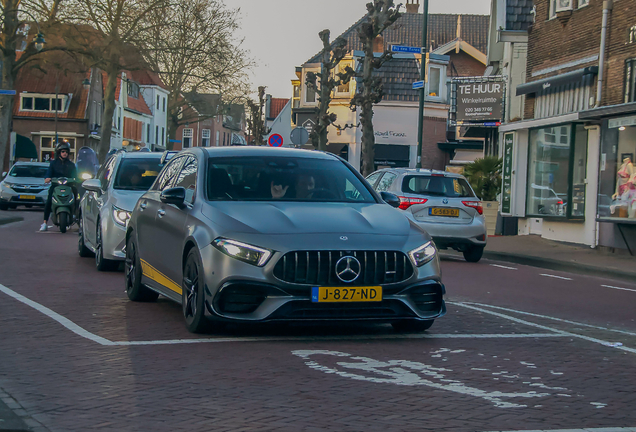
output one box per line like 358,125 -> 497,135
11,185 -> 46,194
273,251 -> 414,286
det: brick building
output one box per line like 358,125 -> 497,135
292,0 -> 489,172
497,0 -> 636,252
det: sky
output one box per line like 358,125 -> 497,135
231,0 -> 491,99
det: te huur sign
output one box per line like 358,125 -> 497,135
455,81 -> 504,123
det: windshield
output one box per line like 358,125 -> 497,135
402,175 -> 476,198
206,156 -> 376,203
9,165 -> 48,179
114,158 -> 162,191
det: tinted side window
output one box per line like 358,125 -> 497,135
154,157 -> 184,192
376,173 -> 397,192
174,156 -> 198,204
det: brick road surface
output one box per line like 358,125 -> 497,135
1,211 -> 635,432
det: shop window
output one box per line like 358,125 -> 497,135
598,119 -> 636,220
625,59 -> 636,104
526,125 -> 587,219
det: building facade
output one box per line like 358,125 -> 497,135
496,0 -> 636,252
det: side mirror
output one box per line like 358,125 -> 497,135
1,172 -> 6,178
161,187 -> 186,208
380,191 -> 401,209
82,179 -> 102,192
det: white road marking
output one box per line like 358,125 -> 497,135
292,350 -> 557,408
540,274 -> 573,281
602,284 -> 636,293
483,428 -> 636,432
490,264 -> 518,270
454,302 -> 636,355
0,284 -> 115,346
452,302 -> 636,337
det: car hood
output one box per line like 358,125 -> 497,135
202,201 -> 412,236
3,177 -> 46,186
111,189 -> 148,211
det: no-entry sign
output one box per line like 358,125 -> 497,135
268,134 -> 283,147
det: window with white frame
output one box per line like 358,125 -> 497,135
216,131 -> 220,146
335,61 -> 352,96
127,82 -> 140,98
551,0 -> 572,18
163,97 -> 166,112
182,128 -> 193,148
20,94 -> 68,113
427,66 -> 442,99
202,129 -> 211,147
156,126 -> 159,144
577,0 -> 588,7
162,127 -> 165,146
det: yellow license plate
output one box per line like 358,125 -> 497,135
19,195 -> 36,200
430,208 -> 459,217
312,286 -> 382,303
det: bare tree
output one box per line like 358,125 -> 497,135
343,0 -> 401,176
0,0 -> 65,171
305,30 -> 348,151
141,0 -> 251,148
246,86 -> 268,146
64,0 -> 171,163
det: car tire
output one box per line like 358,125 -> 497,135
95,222 -> 118,271
59,213 -> 68,234
125,235 -> 158,302
391,320 -> 434,332
0,202 -> 8,211
463,246 -> 484,263
182,249 -> 210,334
78,215 -> 93,258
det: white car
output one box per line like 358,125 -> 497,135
0,162 -> 50,210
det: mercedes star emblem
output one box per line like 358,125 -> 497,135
335,256 -> 361,283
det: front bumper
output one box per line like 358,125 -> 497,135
0,188 -> 48,206
199,245 -> 446,323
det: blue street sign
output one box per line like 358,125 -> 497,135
412,81 -> 425,90
391,45 -> 423,54
0,90 -> 16,95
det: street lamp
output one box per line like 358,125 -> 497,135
34,33 -> 45,52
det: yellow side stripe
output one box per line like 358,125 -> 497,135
140,259 -> 182,295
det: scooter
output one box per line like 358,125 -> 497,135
50,177 -> 79,233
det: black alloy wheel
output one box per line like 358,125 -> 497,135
95,222 -> 117,271
391,320 -> 434,333
78,215 -> 93,258
125,236 -> 158,302
182,249 -> 210,333
463,246 -> 484,263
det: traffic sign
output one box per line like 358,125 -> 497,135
412,81 -> 425,90
290,127 -> 309,146
268,133 -> 283,147
0,90 -> 16,95
391,45 -> 423,54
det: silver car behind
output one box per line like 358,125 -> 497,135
0,162 -> 50,210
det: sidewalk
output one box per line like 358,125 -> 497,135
0,213 -> 23,226
479,235 -> 636,282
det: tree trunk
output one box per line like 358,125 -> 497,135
167,114 -> 179,151
0,1 -> 19,172
359,49 -> 375,177
98,68 -> 119,164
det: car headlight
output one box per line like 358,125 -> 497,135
0,182 -> 10,191
408,241 -> 437,267
81,172 -> 93,180
212,238 -> 273,267
113,206 -> 131,226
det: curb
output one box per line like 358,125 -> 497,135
482,250 -> 636,283
0,217 -> 23,227
0,399 -> 30,432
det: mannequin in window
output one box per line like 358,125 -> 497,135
613,157 -> 635,200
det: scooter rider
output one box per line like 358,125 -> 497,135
40,141 -> 77,231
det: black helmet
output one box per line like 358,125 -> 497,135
55,140 -> 71,156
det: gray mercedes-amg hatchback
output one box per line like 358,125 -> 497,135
125,147 -> 445,333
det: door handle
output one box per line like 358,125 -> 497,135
140,202 -> 148,210
157,209 -> 166,218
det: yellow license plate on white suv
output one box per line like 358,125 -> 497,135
430,208 -> 459,217
311,286 -> 382,303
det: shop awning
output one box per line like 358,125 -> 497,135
437,140 -> 485,151
516,66 -> 598,96
14,134 -> 38,160
580,102 -> 636,120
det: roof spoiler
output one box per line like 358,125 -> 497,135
160,150 -> 178,166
